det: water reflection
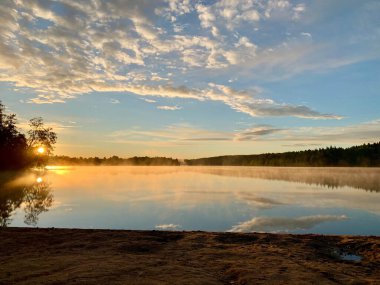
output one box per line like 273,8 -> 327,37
0,170 -> 53,227
229,215 -> 348,233
235,192 -> 284,209
2,166 -> 380,234
187,167 -> 380,192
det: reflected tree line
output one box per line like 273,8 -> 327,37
189,167 -> 380,192
0,170 -> 53,227
185,142 -> 380,167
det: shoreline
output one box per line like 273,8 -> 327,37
1,228 -> 379,284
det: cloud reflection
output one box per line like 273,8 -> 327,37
22,166 -> 378,232
155,224 -> 181,230
237,192 -> 284,209
229,215 -> 347,233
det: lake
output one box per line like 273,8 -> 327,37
1,166 -> 380,235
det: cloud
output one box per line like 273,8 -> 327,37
108,124 -> 230,143
107,118 -> 380,146
195,0 -> 301,33
205,84 -> 342,119
165,0 -> 192,16
234,126 -> 284,141
16,118 -> 77,133
157,105 -> 182,111
183,137 -> 230,141
274,119 -> 380,143
233,119 -> 380,144
0,0 -> 377,121
142,98 -> 157,103
229,215 -> 347,233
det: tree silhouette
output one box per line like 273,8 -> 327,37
0,101 -> 57,170
0,102 -> 29,170
185,142 -> 380,167
49,155 -> 181,166
27,117 -> 57,155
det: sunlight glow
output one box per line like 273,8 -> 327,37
36,177 -> 43,183
37,147 -> 45,154
45,165 -> 73,175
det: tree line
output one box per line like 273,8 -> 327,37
0,101 -> 57,170
185,142 -> 380,167
49,155 -> 180,166
3,100 -> 379,168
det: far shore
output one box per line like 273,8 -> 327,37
0,228 -> 379,284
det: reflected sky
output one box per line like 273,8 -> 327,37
3,166 -> 380,235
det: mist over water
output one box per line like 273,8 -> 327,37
186,167 -> 380,192
1,166 -> 380,235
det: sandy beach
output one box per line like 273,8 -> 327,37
0,228 -> 379,284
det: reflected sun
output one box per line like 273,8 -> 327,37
45,165 -> 73,175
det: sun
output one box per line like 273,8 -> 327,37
36,177 -> 43,183
37,147 -> 45,154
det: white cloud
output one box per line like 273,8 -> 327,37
108,124 -> 230,143
166,0 -> 192,15
205,83 -> 342,119
0,0 -> 376,121
293,3 -> 306,12
196,0 -> 303,33
143,98 -> 156,103
196,4 -> 215,29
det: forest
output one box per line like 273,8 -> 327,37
51,142 -> 380,167
185,142 -> 380,167
49,155 -> 180,166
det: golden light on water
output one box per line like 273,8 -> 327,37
37,147 -> 45,154
45,165 -> 73,175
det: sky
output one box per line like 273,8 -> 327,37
0,0 -> 379,158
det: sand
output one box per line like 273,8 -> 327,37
0,228 -> 379,284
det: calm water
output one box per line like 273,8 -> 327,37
1,166 -> 380,235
